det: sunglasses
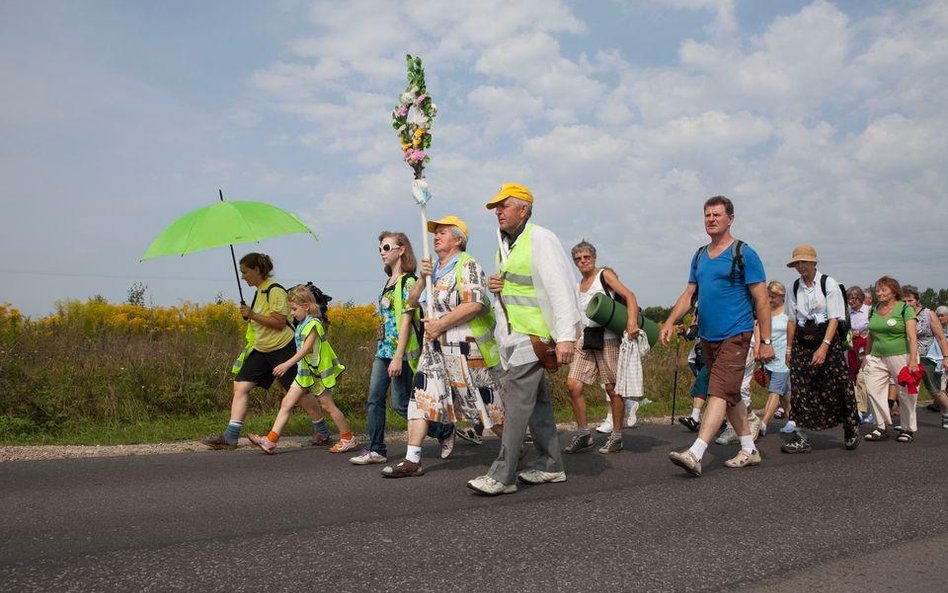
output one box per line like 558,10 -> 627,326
379,243 -> 399,253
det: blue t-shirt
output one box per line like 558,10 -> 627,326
689,241 -> 766,342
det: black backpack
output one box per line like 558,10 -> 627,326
690,240 -> 753,316
792,275 -> 851,338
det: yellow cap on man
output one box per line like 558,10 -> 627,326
485,183 -> 534,209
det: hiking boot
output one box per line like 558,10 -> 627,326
725,448 -> 761,467
439,427 -> 456,459
517,469 -> 567,484
781,437 -> 812,454
381,459 -> 424,478
349,449 -> 387,465
310,433 -> 335,447
715,424 -> 738,445
669,450 -> 701,477
564,431 -> 594,454
329,436 -> 359,453
467,475 -> 517,495
774,407 -> 785,420
201,434 -> 237,451
678,416 -> 700,432
598,434 -> 623,454
247,433 -> 276,454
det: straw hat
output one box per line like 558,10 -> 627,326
786,244 -> 818,267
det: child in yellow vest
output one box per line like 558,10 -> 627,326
248,285 -> 357,454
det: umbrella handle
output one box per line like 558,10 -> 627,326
221,189 -> 247,314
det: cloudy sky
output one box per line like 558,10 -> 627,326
2,0 -> 946,317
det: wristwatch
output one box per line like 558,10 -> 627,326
761,338 -> 772,345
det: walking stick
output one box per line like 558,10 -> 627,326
670,338 -> 681,425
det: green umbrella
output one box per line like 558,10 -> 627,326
141,191 -> 317,304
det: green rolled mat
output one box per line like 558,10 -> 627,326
585,292 -> 659,347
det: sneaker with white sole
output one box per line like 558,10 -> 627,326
349,449 -> 387,465
725,448 -> 762,467
563,431 -> 594,454
668,450 -> 701,476
456,426 -> 483,445
715,424 -> 738,445
517,469 -> 567,484
467,475 -> 517,495
596,413 -> 613,434
624,400 -> 638,428
598,434 -> 623,454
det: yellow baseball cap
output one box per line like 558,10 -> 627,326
426,215 -> 468,237
485,182 -> 534,209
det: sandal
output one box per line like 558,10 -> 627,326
456,427 -> 483,445
895,430 -> 914,443
863,428 -> 889,442
380,459 -> 425,478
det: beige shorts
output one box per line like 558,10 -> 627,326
568,337 -> 619,386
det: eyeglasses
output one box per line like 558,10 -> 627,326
379,243 -> 398,253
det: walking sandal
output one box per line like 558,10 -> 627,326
895,430 -> 914,443
863,428 -> 889,441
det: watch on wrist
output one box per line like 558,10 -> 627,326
761,338 -> 772,346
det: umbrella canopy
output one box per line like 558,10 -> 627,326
141,200 -> 316,260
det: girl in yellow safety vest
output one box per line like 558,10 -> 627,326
248,285 -> 357,454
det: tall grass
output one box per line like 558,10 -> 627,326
0,300 -> 775,444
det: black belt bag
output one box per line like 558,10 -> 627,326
582,326 -> 605,351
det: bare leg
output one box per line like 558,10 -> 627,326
270,385 -> 306,435
298,393 -> 325,422
606,384 -> 623,433
407,418 -> 428,447
229,381 -> 255,422
566,377 -> 588,428
317,393 -> 350,435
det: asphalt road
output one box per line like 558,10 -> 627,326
2,412 -> 947,593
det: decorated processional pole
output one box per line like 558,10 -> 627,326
392,54 -> 438,314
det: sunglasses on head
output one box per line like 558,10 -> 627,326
379,243 -> 398,253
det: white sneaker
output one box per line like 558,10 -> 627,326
624,400 -> 638,428
349,449 -> 387,465
780,420 -> 797,434
596,413 -> 613,434
467,475 -> 517,495
715,424 -> 738,445
517,469 -> 567,484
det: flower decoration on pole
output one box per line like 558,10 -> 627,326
392,54 -> 437,197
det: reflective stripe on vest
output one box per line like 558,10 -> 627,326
456,253 -> 500,368
393,273 -> 422,372
298,318 -> 345,389
498,223 -> 551,339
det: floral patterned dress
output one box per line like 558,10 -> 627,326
407,255 -> 504,429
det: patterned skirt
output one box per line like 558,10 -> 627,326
407,342 -> 504,429
789,330 -> 859,433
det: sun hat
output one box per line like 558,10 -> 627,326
786,244 -> 818,267
485,183 -> 534,209
426,215 -> 468,237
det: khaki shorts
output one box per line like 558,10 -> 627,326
568,337 -> 619,386
701,332 -> 753,406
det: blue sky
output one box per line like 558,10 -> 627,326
2,0 -> 946,317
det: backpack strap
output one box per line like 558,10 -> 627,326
730,240 -> 745,281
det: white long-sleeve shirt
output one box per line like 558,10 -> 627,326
492,223 -> 582,369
